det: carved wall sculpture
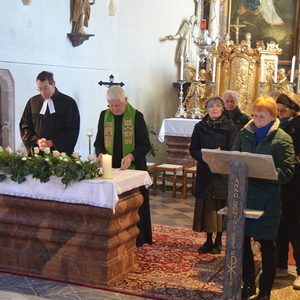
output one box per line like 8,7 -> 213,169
210,36 -> 282,116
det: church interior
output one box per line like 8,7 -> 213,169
0,0 -> 300,299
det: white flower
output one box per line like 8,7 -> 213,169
0,146 -> 4,152
72,151 -> 80,158
59,156 -> 63,160
33,147 -> 39,154
21,157 -> 27,161
45,158 -> 49,162
87,154 -> 93,161
63,158 -> 68,162
53,150 -> 60,157
76,160 -> 82,165
6,146 -> 13,153
61,152 -> 66,158
44,147 -> 51,155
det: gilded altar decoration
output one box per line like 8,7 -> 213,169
210,32 -> 282,116
183,65 -> 212,117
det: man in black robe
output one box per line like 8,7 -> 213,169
94,85 -> 152,247
20,71 -> 80,156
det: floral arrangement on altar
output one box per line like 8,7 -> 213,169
0,146 -> 102,187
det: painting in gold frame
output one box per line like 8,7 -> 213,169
228,0 -> 299,64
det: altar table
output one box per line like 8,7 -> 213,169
0,169 -> 152,287
158,118 -> 199,167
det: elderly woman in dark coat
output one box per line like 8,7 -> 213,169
189,96 -> 237,255
232,96 -> 294,300
275,93 -> 300,290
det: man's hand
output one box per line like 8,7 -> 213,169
95,153 -> 103,166
120,153 -> 134,170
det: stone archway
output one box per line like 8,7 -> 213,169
0,69 -> 15,149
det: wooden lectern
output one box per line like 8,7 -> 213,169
201,149 -> 278,300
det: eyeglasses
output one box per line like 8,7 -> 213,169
252,114 -> 269,120
277,108 -> 290,113
37,86 -> 51,92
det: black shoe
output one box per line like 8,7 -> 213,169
253,292 -> 270,300
241,281 -> 256,300
211,243 -> 222,254
198,241 -> 213,254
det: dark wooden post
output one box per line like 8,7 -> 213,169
223,161 -> 248,300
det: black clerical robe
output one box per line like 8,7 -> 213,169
20,88 -> 80,156
94,108 -> 153,247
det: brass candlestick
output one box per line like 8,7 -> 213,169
175,80 -> 188,118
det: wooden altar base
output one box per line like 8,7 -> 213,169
0,189 -> 143,287
165,136 -> 194,168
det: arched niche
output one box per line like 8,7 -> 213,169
0,69 -> 15,149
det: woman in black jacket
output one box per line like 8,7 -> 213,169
189,96 -> 237,254
275,93 -> 300,289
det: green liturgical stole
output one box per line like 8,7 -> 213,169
104,103 -> 136,169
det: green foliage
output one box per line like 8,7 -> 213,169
0,146 -> 102,188
146,123 -> 157,157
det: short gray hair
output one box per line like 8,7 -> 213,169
107,85 -> 127,102
222,90 -> 238,102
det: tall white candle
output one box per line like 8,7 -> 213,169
180,55 -> 184,80
212,57 -> 217,83
274,57 -> 278,83
195,56 -> 199,80
260,55 -> 264,82
290,55 -> 296,83
102,154 -> 112,179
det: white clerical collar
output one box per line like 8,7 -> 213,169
39,98 -> 56,115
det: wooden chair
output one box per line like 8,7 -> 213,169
182,165 -> 197,199
153,164 -> 185,198
146,162 -> 156,173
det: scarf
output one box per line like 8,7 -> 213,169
253,121 -> 275,144
104,103 -> 136,169
205,114 -> 225,129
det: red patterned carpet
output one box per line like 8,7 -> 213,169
111,224 -> 299,300
112,224 -> 225,300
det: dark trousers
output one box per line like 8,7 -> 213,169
243,235 -> 276,295
276,221 -> 300,275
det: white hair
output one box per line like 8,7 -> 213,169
107,85 -> 126,102
222,90 -> 238,102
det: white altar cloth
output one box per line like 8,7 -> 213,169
158,118 -> 199,142
0,169 -> 152,212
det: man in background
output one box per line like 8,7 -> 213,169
222,90 -> 251,131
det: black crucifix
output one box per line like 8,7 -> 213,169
201,149 -> 277,300
230,18 -> 246,45
98,74 -> 125,88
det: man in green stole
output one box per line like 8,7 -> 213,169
94,86 -> 152,247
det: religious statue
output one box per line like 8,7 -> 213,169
240,32 -> 254,55
166,15 -> 201,80
218,33 -> 235,58
72,0 -> 96,34
276,68 -> 299,94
